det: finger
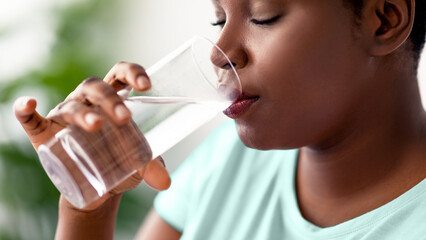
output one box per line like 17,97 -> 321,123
80,77 -> 132,124
104,62 -> 151,92
14,97 -> 49,136
143,157 -> 171,191
54,100 -> 104,132
109,171 -> 144,195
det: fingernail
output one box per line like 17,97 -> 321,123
85,112 -> 100,125
137,75 -> 151,89
115,104 -> 131,120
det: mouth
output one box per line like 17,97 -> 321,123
223,93 -> 259,119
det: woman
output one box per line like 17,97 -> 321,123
14,0 -> 426,239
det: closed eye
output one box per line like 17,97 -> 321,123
211,20 -> 226,27
250,15 -> 282,25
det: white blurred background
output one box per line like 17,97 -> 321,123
0,0 -> 223,155
0,0 -> 425,239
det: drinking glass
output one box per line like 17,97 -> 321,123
37,36 -> 241,208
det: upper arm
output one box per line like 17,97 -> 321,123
135,208 -> 182,240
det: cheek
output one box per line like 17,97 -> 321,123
252,3 -> 360,89
256,27 -> 352,93
239,11 -> 366,149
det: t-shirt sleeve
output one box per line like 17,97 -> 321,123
153,121 -> 235,232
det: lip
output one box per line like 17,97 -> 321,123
223,93 -> 259,119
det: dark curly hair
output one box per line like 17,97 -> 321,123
344,0 -> 425,67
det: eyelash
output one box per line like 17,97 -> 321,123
211,20 -> 226,27
211,15 -> 282,27
251,15 -> 282,25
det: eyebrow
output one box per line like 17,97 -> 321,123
211,0 -> 223,8
211,0 -> 219,5
211,0 -> 276,9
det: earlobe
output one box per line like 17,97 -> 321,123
370,0 -> 414,56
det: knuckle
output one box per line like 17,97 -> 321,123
82,76 -> 102,86
100,83 -> 118,95
129,63 -> 144,70
58,101 -> 92,117
28,118 -> 49,135
100,94 -> 119,106
116,61 -> 128,65
114,61 -> 128,69
116,61 -> 144,72
21,113 -> 34,124
129,63 -> 145,74
23,115 -> 50,135
58,101 -> 78,113
81,80 -> 114,99
85,86 -> 120,106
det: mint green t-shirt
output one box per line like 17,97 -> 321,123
154,121 -> 426,239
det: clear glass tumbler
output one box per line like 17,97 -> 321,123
37,36 -> 241,208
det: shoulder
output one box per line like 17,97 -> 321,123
372,178 -> 426,238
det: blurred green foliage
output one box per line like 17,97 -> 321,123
1,1 -> 113,102
0,0 -> 155,239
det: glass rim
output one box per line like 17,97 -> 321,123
190,35 -> 242,97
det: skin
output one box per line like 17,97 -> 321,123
14,63 -> 174,240
13,0 -> 425,238
208,0 -> 426,228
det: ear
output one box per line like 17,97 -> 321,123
367,0 -> 415,56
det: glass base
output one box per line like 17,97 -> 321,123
38,144 -> 85,208
36,118 -> 152,209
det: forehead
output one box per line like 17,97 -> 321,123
211,0 -> 285,8
210,0 -> 353,20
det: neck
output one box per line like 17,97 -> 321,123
296,68 -> 426,227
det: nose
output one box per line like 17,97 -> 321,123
210,34 -> 248,71
209,33 -> 246,101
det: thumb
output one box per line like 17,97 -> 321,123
13,97 -> 52,150
143,156 -> 171,191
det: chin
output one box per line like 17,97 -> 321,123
236,122 -> 278,150
235,120 -> 303,150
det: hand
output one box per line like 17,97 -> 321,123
14,62 -> 170,211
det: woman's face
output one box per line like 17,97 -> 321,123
212,0 -> 373,150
